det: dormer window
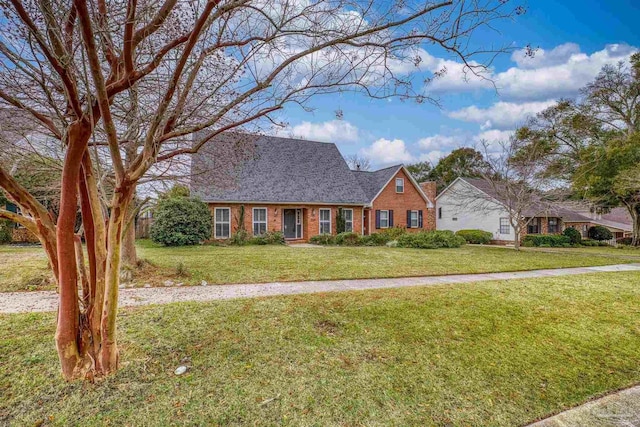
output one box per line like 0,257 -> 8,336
395,178 -> 404,193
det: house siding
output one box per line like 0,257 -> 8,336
207,203 -> 363,241
370,169 -> 435,232
436,180 -> 516,241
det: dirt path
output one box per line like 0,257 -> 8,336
1,263 -> 639,314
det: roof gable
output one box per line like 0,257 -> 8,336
191,133 -> 370,204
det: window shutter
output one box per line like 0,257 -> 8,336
406,210 -> 411,228
389,210 -> 394,227
375,210 -> 380,229
418,210 -> 423,228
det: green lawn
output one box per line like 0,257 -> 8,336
1,241 -> 639,292
2,272 -> 640,425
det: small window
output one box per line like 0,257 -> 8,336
319,208 -> 331,234
215,207 -> 231,239
395,178 -> 404,193
438,207 -> 442,219
410,210 -> 419,228
252,208 -> 267,236
499,218 -> 510,234
379,210 -> 389,228
548,218 -> 559,233
342,209 -> 353,232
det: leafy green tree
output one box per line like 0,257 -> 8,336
430,148 -> 489,190
406,161 -> 432,183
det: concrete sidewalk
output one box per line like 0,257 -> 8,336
2,263 -> 639,314
529,385 -> 640,427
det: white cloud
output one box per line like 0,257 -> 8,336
448,100 -> 556,129
278,120 -> 360,143
428,43 -> 637,101
510,42 -> 581,69
419,150 -> 446,163
360,138 -> 414,166
417,134 -> 465,151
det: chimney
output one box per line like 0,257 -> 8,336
420,181 -> 437,207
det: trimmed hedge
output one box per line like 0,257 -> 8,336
334,232 -> 362,246
397,230 -> 466,249
310,229 -> 465,250
361,233 -> 392,246
563,227 -> 582,245
588,225 -> 613,241
521,234 -> 571,247
309,234 -> 336,245
150,197 -> 212,246
580,239 -> 610,247
455,229 -> 493,244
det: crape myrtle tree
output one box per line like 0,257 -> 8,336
0,0 -> 520,380
446,138 -> 555,250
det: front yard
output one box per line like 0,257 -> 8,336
2,271 -> 640,425
1,241 -> 639,292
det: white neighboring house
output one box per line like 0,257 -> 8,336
436,177 -> 634,244
436,177 -> 517,242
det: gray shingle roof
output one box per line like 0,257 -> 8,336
351,165 -> 402,202
459,177 -> 595,220
191,133 -> 371,204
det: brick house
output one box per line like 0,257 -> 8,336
191,134 -> 435,242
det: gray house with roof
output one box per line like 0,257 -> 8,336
191,133 -> 436,241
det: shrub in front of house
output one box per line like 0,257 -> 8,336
334,232 -> 362,246
360,233 -> 392,246
380,226 -> 407,240
310,234 -> 336,245
397,230 -> 466,249
0,219 -> 12,244
616,237 -> 633,246
150,196 -> 212,246
249,231 -> 285,245
563,227 -> 582,245
588,225 -> 613,241
521,234 -> 571,247
580,239 -> 610,247
455,229 -> 493,244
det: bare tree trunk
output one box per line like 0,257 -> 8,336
121,212 -> 137,267
55,121 -> 92,380
632,208 -> 640,247
99,184 -> 135,374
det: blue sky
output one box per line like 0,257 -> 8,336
275,0 -> 640,168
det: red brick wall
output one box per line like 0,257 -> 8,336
371,169 -> 435,232
207,203 -> 363,241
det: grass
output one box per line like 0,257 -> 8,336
1,240 -> 639,292
0,245 -> 53,292
2,271 -> 640,425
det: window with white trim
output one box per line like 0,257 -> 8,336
379,210 -> 389,228
410,210 -> 419,228
252,208 -> 267,236
319,208 -> 331,234
215,208 -> 231,239
342,209 -> 353,232
395,178 -> 404,193
499,217 -> 510,234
